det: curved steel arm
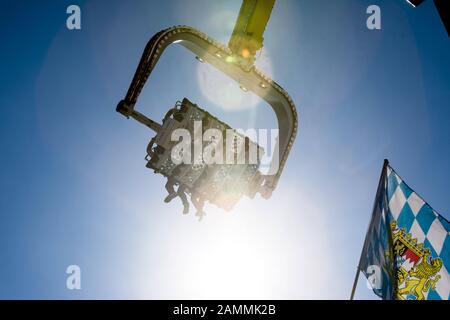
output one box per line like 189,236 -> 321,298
117,26 -> 298,197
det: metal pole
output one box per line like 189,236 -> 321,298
350,159 -> 389,300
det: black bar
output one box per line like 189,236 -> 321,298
434,0 -> 450,37
0,300 -> 442,318
406,0 -> 426,7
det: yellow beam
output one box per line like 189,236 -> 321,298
228,0 -> 275,65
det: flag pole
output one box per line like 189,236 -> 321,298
350,159 -> 389,300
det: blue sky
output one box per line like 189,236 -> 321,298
0,0 -> 449,299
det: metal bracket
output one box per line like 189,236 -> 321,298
117,25 -> 298,198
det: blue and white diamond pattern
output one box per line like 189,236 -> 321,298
386,166 -> 450,300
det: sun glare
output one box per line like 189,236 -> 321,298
129,186 -> 337,299
196,49 -> 274,112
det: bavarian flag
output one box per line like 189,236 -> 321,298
358,160 -> 449,300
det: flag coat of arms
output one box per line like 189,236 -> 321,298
357,160 -> 450,300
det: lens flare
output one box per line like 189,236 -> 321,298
128,187 -> 337,299
196,49 -> 274,111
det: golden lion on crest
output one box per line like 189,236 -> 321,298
391,222 -> 443,300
